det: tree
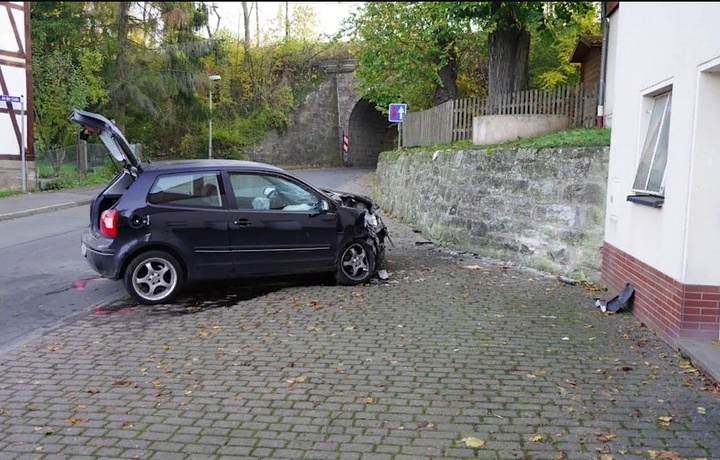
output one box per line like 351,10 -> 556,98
345,2 -> 480,113
31,2 -> 107,157
530,4 -> 601,88
449,2 -> 595,111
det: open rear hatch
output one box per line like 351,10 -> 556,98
69,108 -> 142,172
69,109 -> 141,232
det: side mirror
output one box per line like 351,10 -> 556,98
309,200 -> 331,217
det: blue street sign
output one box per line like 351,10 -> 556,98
388,103 -> 407,122
0,95 -> 21,103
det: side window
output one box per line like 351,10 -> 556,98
147,172 -> 222,208
228,172 -> 320,211
632,90 -> 672,197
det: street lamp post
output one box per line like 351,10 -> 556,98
208,74 -> 221,159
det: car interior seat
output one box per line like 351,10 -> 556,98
201,183 -> 219,207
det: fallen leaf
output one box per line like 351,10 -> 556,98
34,426 -> 54,435
363,397 -> 374,404
286,375 -> 308,384
647,450 -> 683,460
530,435 -> 543,442
599,455 -> 614,460
68,417 -> 88,424
657,416 -> 673,426
459,436 -> 485,448
697,407 -> 706,414
593,431 -> 617,442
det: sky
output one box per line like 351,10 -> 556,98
212,2 -> 364,40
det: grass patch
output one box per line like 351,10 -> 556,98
492,127 -> 611,149
0,190 -> 23,198
396,127 -> 611,155
36,158 -> 121,191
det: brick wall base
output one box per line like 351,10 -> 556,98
602,242 -> 720,345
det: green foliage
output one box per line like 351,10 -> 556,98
0,190 -> 22,198
530,5 -> 601,88
31,2 -> 108,151
37,157 -> 118,191
443,127 -> 610,150
494,127 -> 611,149
347,2 -> 481,113
346,1 -> 598,114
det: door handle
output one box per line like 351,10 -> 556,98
233,218 -> 251,227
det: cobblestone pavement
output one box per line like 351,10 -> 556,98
0,174 -> 719,460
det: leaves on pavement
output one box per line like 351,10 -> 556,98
459,436 -> 485,448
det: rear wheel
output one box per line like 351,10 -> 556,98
124,250 -> 184,305
336,240 -> 375,285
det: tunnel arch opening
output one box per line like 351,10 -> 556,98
344,99 -> 397,167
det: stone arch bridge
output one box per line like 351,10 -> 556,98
248,58 -> 397,168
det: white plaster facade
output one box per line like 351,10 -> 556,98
605,2 -> 720,287
0,1 -> 32,190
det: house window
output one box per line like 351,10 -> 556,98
632,90 -> 672,197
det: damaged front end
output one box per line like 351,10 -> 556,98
325,190 -> 391,271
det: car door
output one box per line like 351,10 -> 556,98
224,171 -> 339,275
145,171 -> 232,279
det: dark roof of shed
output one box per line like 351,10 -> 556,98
570,35 -> 603,63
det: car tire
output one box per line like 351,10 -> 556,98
124,250 -> 184,305
336,240 -> 375,285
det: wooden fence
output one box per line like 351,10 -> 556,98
402,83 -> 599,147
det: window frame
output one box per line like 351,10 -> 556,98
146,171 -> 223,209
631,89 -> 672,198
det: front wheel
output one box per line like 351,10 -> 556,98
336,240 -> 376,285
123,250 -> 184,305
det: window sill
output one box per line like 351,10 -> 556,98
627,194 -> 664,208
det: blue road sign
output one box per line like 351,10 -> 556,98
388,103 -> 407,122
0,95 -> 21,103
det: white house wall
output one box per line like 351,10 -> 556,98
0,1 -> 27,158
605,2 -> 720,285
602,4 -> 619,128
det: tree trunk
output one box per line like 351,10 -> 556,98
487,24 -> 530,113
434,46 -> 458,104
241,2 -> 251,64
113,1 -> 131,132
285,2 -> 289,39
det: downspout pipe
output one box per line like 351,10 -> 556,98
597,1 -> 609,127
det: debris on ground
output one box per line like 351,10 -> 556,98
595,283 -> 634,313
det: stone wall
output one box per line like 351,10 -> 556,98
246,71 -> 392,168
373,146 -> 609,281
248,77 -> 342,167
0,159 -> 37,191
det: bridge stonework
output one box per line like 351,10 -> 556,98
247,59 -> 395,168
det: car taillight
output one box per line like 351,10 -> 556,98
100,209 -> 118,237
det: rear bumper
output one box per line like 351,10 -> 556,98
81,230 -> 122,280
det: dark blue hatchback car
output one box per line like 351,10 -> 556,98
71,109 -> 389,305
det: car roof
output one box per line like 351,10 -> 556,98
142,159 -> 287,174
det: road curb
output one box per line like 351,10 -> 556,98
0,199 -> 91,222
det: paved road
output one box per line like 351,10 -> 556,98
0,174 -> 718,459
0,168 -> 373,355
